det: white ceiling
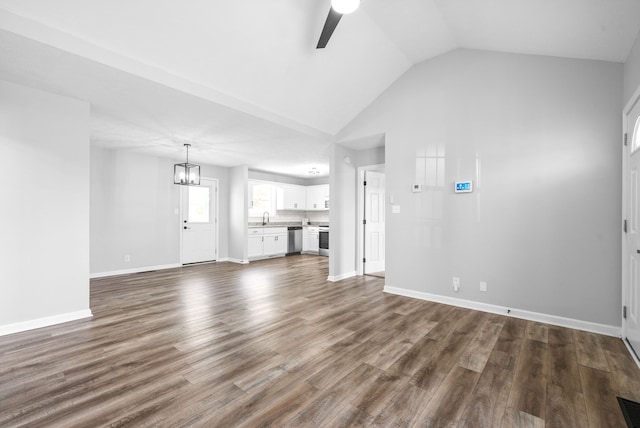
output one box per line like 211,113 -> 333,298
0,0 -> 639,178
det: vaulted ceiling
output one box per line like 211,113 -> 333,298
0,0 -> 639,177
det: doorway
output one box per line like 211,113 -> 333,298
623,89 -> 640,365
181,177 -> 218,264
357,166 -> 385,278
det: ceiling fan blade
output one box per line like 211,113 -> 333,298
316,7 -> 343,49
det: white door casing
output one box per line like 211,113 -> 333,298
181,178 -> 218,264
623,89 -> 640,364
364,171 -> 385,274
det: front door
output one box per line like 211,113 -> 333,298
182,178 -> 217,264
624,92 -> 640,360
364,171 -> 385,275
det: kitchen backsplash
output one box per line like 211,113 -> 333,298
248,210 -> 329,225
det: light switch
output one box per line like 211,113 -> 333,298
392,205 -> 400,214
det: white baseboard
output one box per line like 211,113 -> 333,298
90,263 -> 181,279
383,285 -> 621,337
224,258 -> 249,264
328,271 -> 357,282
0,309 -> 93,337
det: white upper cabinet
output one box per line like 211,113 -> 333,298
306,184 -> 330,211
276,184 -> 306,210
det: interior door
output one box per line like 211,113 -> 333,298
364,171 -> 385,275
182,178 -> 217,264
625,94 -> 640,360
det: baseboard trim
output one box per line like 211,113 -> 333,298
224,258 -> 249,264
0,309 -> 93,337
328,271 -> 357,282
90,263 -> 181,279
383,285 -> 620,337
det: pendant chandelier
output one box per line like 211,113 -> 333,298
173,143 -> 200,186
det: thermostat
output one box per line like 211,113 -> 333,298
454,181 -> 473,193
412,184 -> 422,193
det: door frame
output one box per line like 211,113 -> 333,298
622,85 -> 640,368
179,177 -> 219,265
357,164 -> 385,276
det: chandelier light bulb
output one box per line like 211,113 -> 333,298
331,0 -> 360,15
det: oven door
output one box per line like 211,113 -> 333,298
319,228 -> 329,256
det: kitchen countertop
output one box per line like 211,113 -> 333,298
248,222 -> 327,228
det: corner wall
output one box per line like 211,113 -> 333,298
228,165 -> 248,263
0,80 -> 91,332
338,49 -> 623,329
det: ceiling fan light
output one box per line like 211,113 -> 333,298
331,0 -> 360,15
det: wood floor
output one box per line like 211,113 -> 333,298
1,255 -> 640,427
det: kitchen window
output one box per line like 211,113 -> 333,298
249,181 -> 276,217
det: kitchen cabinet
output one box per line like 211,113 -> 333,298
248,233 -> 264,258
303,226 -> 319,253
248,227 -> 288,259
306,184 -> 330,211
276,185 -> 306,210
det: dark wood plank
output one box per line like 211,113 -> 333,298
574,329 -> 610,371
419,365 -> 481,426
579,365 -> 628,427
506,338 -> 549,419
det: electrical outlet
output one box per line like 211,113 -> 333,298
452,277 -> 460,292
124,255 -> 131,263
480,281 -> 487,292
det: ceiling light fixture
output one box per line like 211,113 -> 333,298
309,167 -> 321,175
331,0 -> 360,15
174,143 -> 200,186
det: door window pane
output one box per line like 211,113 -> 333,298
188,186 -> 210,223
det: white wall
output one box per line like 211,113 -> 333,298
228,165 -> 248,262
624,30 -> 640,106
355,145 -> 385,168
338,49 -> 623,328
329,144 -> 357,279
0,80 -> 90,330
90,147 -> 231,275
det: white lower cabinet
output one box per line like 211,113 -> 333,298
248,234 -> 264,258
264,234 -> 287,255
303,226 -> 319,253
248,227 -> 288,259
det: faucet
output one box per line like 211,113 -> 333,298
262,211 -> 269,226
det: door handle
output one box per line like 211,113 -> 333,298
184,226 -> 191,230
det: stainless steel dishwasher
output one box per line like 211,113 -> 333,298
287,226 -> 302,255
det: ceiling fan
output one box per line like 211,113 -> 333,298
316,0 -> 361,49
